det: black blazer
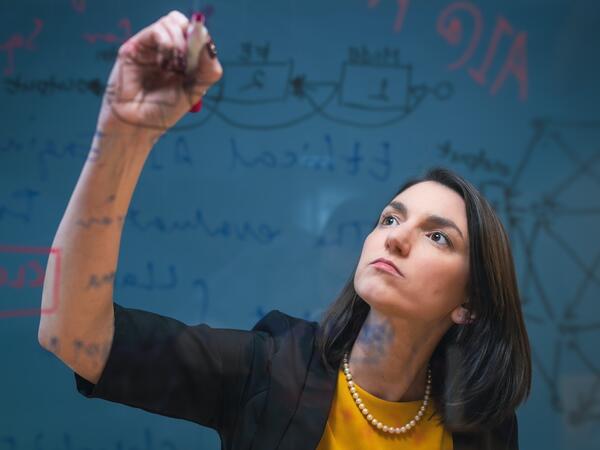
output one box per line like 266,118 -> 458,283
75,303 -> 519,449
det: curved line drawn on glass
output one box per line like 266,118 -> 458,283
476,118 -> 600,426
82,42 -> 453,132
4,38 -> 451,132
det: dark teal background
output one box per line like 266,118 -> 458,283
1,0 -> 599,448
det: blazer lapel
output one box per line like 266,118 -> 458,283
277,336 -> 338,449
249,313 -> 320,450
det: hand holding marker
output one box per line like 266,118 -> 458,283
98,10 -> 222,132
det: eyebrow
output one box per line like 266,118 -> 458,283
384,200 -> 465,241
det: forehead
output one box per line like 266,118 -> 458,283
389,181 -> 468,232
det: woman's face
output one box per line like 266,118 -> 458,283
354,180 -> 470,324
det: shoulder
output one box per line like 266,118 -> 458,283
250,310 -> 319,363
251,309 -> 318,337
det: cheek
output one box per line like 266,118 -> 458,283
356,235 -> 376,269
417,258 -> 469,302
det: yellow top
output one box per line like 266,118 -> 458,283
316,368 -> 453,450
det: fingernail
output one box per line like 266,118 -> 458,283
189,98 -> 203,113
191,12 -> 205,24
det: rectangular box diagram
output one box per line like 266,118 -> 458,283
221,61 -> 293,104
339,63 -> 411,111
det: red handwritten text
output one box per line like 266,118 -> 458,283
0,259 -> 45,288
0,18 -> 44,76
437,2 -> 528,100
83,18 -> 131,44
368,0 -> 411,33
367,1 -> 528,101
0,245 -> 60,318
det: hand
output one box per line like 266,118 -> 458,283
97,10 -> 222,134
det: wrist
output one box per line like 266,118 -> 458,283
95,119 -> 163,151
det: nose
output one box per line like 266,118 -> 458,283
385,223 -> 411,256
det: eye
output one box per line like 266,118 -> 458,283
427,231 -> 452,248
380,214 -> 398,226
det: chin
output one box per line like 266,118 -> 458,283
355,276 -> 399,301
356,286 -> 413,316
356,289 -> 397,310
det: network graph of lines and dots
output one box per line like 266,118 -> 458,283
478,118 -> 600,426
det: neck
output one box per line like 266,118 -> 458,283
347,308 -> 447,402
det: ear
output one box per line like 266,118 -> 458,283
451,302 -> 476,325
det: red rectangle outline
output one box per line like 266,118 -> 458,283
0,244 -> 60,318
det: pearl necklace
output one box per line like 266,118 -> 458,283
342,351 -> 431,434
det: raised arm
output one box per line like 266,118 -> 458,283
38,10 -> 222,384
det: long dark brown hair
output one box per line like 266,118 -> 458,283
314,166 -> 531,432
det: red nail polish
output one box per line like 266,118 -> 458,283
189,98 -> 203,113
191,12 -> 205,24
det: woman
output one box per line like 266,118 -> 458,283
38,11 -> 531,450
314,170 -> 531,449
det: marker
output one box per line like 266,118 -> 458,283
186,12 -> 209,76
186,12 -> 210,112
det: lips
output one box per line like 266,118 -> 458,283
370,258 -> 403,277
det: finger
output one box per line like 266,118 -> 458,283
125,22 -> 172,70
195,34 -> 222,84
128,12 -> 188,72
152,25 -> 177,70
165,10 -> 189,33
160,14 -> 187,57
154,23 -> 181,72
182,39 -> 222,110
118,10 -> 187,63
